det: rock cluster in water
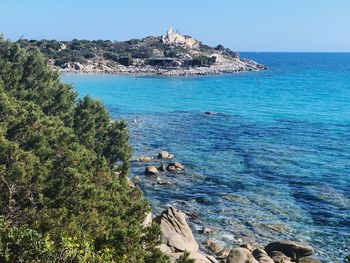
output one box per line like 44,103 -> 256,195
132,150 -> 319,263
146,207 -> 317,263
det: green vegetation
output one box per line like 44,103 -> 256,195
0,36 -> 168,262
176,251 -> 195,263
17,36 -> 240,69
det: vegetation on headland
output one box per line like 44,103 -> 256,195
0,35 -> 170,262
17,37 -> 238,69
16,29 -> 265,75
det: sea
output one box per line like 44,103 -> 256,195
61,53 -> 350,262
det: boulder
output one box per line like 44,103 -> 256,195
157,150 -> 174,159
203,240 -> 224,255
268,251 -> 292,263
226,247 -> 258,263
131,176 -> 141,184
240,244 -> 254,252
167,162 -> 185,172
252,248 -> 274,263
135,156 -> 153,162
265,240 -> 314,260
145,166 -> 159,175
154,207 -> 199,252
156,176 -> 172,185
142,212 -> 152,228
158,164 -> 167,172
168,252 -> 219,263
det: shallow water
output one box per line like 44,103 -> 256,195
62,52 -> 350,262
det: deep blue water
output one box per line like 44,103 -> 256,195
62,53 -> 350,262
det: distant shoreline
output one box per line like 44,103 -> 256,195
56,61 -> 266,77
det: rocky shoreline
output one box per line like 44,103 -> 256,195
56,58 -> 266,77
130,150 -> 320,263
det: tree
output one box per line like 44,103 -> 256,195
0,36 -> 168,262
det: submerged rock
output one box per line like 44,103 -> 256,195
157,150 -> 174,159
131,176 -> 141,184
226,247 -> 259,263
154,207 -> 199,252
145,166 -> 159,175
265,240 -> 314,260
201,226 -> 214,235
135,156 -> 153,162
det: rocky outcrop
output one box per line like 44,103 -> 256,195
265,240 -> 314,261
154,207 -> 199,252
226,247 -> 259,263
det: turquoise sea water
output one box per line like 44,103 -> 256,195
62,53 -> 350,262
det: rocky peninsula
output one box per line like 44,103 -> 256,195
18,27 -> 266,76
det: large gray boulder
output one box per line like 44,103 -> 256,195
167,162 -> 185,172
226,247 -> 259,263
252,248 -> 274,263
265,240 -> 314,261
145,166 -> 159,175
154,207 -> 199,252
157,150 -> 174,159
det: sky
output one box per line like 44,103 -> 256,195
1,0 -> 349,52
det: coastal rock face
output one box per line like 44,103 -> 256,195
226,247 -> 259,263
145,166 -> 159,175
154,207 -> 199,252
157,150 -> 174,159
265,240 -> 314,260
252,248 -> 274,263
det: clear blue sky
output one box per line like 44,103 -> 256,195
1,0 -> 349,51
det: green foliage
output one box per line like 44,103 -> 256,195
176,251 -> 195,263
0,217 -> 50,262
0,36 -> 168,262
